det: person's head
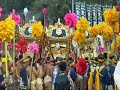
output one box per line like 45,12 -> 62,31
104,53 -> 108,60
46,57 -> 51,63
21,57 -> 31,67
91,57 -> 95,63
58,61 -> 67,72
85,57 -> 89,63
111,55 -> 118,65
70,60 -> 75,67
98,54 -> 105,64
16,60 -> 22,70
19,54 -> 23,60
94,57 -> 98,64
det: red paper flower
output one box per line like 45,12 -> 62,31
64,11 -> 78,28
116,6 -> 120,12
16,37 -> 27,54
42,8 -> 48,15
75,58 -> 87,76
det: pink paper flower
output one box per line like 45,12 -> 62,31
64,11 -> 78,28
28,41 -> 39,54
7,42 -> 12,49
10,9 -> 20,25
0,7 -> 2,17
0,40 -> 2,48
98,45 -> 106,52
42,8 -> 48,15
0,7 -> 2,12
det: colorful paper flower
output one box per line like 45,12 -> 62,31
32,21 -> 44,38
75,58 -> 87,76
16,37 -> 27,54
10,9 -> 20,25
88,24 -> 99,38
113,22 -> 119,33
73,30 -> 86,43
64,11 -> 78,28
0,16 -> 15,42
42,8 -> 48,15
116,35 -> 120,46
0,40 -> 2,48
0,7 -> 2,17
98,22 -> 108,35
98,45 -> 106,52
103,7 -> 119,25
118,45 -> 120,55
102,25 -> 113,40
76,17 -> 89,33
116,6 -> 120,12
28,41 -> 39,54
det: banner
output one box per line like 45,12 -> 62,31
97,5 -> 102,24
86,5 -> 92,26
75,2 -> 112,25
80,2 -> 86,17
92,5 -> 97,25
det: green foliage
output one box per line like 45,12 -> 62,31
31,0 -> 44,13
48,0 -> 70,24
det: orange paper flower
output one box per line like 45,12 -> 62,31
32,21 -> 44,38
103,7 -> 119,25
113,22 -> 119,33
98,22 -> 108,35
76,17 -> 89,33
102,25 -> 113,40
73,30 -> 86,43
88,24 -> 99,38
0,16 -> 15,42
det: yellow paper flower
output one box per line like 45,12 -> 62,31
73,30 -> 86,43
76,17 -> 89,33
113,22 -> 119,33
88,24 -> 99,38
102,25 -> 113,40
0,16 -> 15,42
32,21 -> 44,38
5,16 -> 15,30
103,7 -> 119,25
98,22 -> 108,34
116,35 -> 120,46
111,35 -> 120,54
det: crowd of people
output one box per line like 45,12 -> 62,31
0,52 -> 119,90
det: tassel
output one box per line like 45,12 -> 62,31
88,66 -> 93,90
114,83 -> 118,90
95,67 -> 100,90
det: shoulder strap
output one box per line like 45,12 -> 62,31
99,66 -> 105,77
99,66 -> 105,72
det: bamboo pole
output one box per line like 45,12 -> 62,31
5,42 -> 8,77
106,41 -> 110,65
13,30 -> 16,89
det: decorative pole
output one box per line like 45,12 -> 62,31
5,42 -> 8,77
42,8 -> 48,31
72,0 -> 74,13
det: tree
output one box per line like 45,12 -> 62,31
48,0 -> 70,24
